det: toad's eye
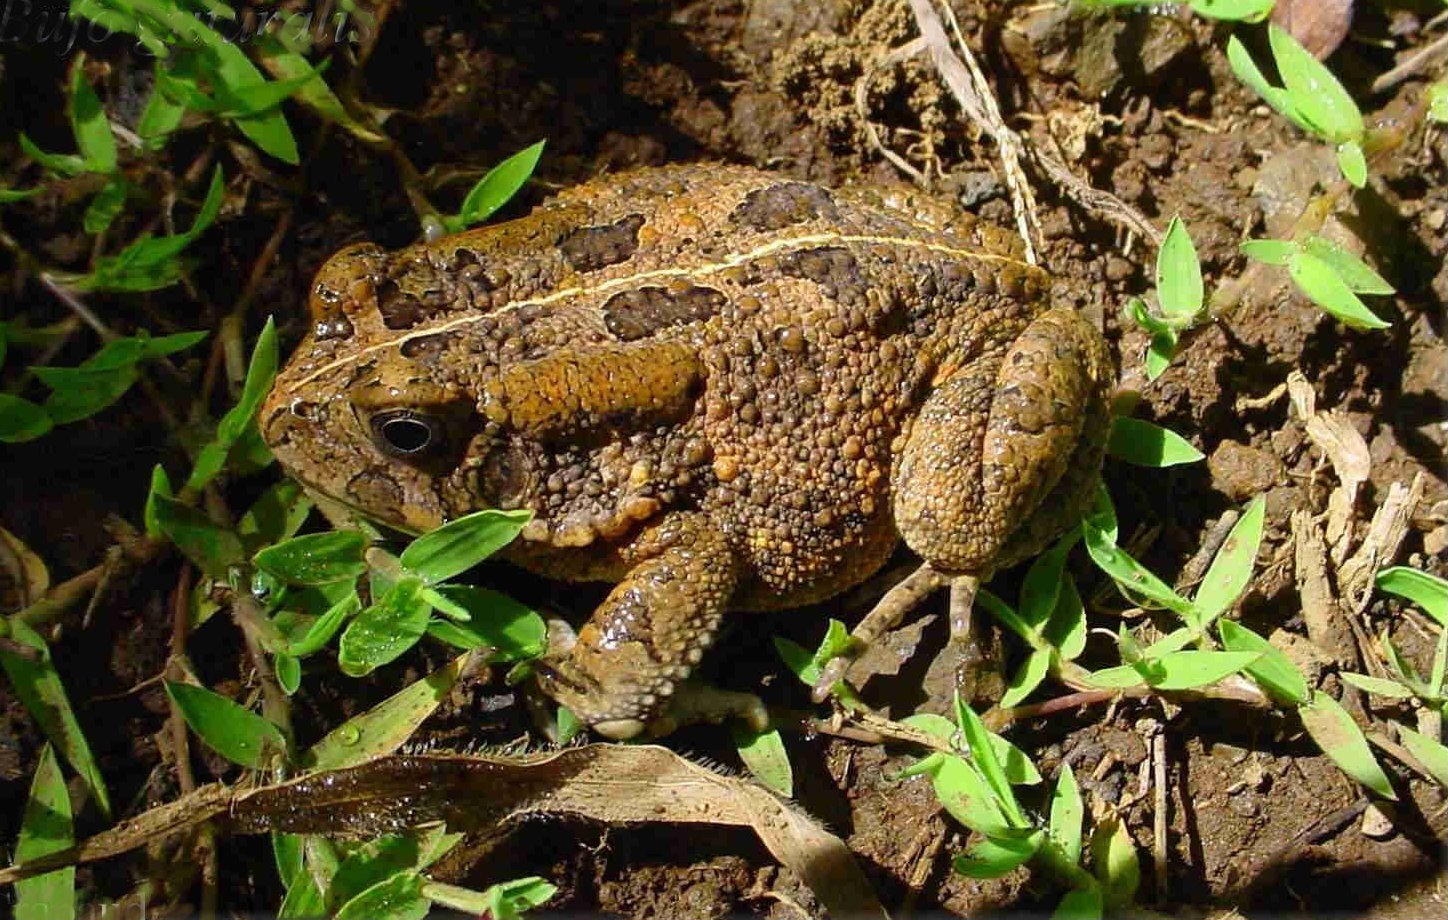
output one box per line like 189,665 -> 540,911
371,409 -> 442,457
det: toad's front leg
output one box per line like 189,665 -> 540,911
535,512 -> 764,740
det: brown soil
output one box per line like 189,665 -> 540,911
2,1 -> 1445,918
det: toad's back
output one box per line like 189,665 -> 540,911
264,164 -> 1113,736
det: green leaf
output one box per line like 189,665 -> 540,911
69,65 -> 117,173
1052,886 -> 1104,920
275,654 -> 301,694
447,140 -> 546,231
1300,691 -> 1396,799
423,585 -> 546,660
1020,533 -> 1075,629
1106,417 -> 1204,467
0,621 -> 111,817
305,655 -> 467,770
1379,633 -> 1428,696
1090,813 -> 1140,909
1268,23 -> 1362,142
34,363 -> 139,425
1375,566 -> 1447,626
1085,481 -> 1118,544
1150,650 -> 1260,689
774,636 -> 818,684
993,734 -> 1043,786
1156,216 -> 1203,319
1225,35 -> 1306,130
333,871 -> 427,920
255,530 -> 369,585
1001,647 -> 1052,708
1082,517 -> 1196,618
976,588 -> 1035,644
19,134 -> 87,178
922,753 -> 1014,837
137,69 -> 187,149
256,37 -> 383,143
0,394 -> 53,442
1217,620 -> 1310,705
188,316 -> 278,491
14,745 -> 75,920
1049,762 -> 1084,865
164,680 -> 287,769
1192,496 -> 1265,623
1301,236 -> 1394,295
733,724 -> 794,796
1044,574 -> 1087,661
1339,673 -> 1415,699
1123,298 -> 1181,376
1086,664 -> 1148,688
337,578 -> 432,676
237,480 -> 313,553
1429,624 -> 1446,700
82,177 -> 128,234
1241,238 -> 1296,265
956,694 -> 1026,827
1145,328 -> 1177,381
0,186 -> 43,203
1430,79 -> 1447,123
1288,251 -> 1390,330
397,509 -> 531,584
150,494 -> 244,576
952,832 -> 1042,879
274,832 -> 304,891
1397,725 -> 1448,788
207,42 -> 300,164
1187,0 -> 1275,21
1144,627 -> 1197,660
1336,140 -> 1367,187
286,591 -> 361,657
329,836 -> 423,909
423,877 -> 557,918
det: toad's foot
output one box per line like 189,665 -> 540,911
535,512 -> 744,739
595,682 -> 769,741
811,566 -> 988,703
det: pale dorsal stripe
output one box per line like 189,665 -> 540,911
289,233 -> 1031,389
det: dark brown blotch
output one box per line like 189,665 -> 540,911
779,246 -> 861,287
730,182 -> 838,232
399,332 -> 451,362
376,279 -> 427,330
603,285 -> 726,341
558,214 -> 645,272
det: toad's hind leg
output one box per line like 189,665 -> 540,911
893,306 -> 1112,576
811,308 -> 1111,701
535,513 -> 764,740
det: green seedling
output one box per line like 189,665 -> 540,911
899,696 -> 1123,919
14,745 -> 75,920
273,822 -> 553,920
1430,79 -> 1447,123
1227,25 -> 1368,186
974,531 -> 1088,707
0,617 -> 112,818
164,680 -> 290,769
1082,0 -> 1274,21
1339,568 -> 1448,788
1106,416 -> 1205,467
439,140 -> 547,235
1123,216 -> 1205,380
1242,235 -> 1394,330
69,0 -> 309,163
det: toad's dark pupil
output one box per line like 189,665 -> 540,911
380,416 -> 433,454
